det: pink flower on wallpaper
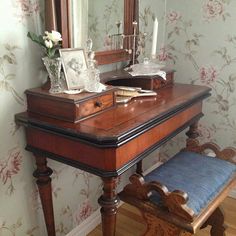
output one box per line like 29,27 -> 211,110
0,148 -> 22,185
158,46 -> 170,62
12,0 -> 40,22
203,0 -> 225,21
74,199 -> 93,225
167,11 -> 182,24
199,66 -> 218,85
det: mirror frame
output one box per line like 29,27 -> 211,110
45,0 -> 139,65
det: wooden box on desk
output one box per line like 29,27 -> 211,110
101,68 -> 174,90
26,87 -> 117,123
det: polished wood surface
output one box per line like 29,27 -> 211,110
15,83 -> 211,236
20,84 -> 210,143
26,87 -> 116,123
17,84 -> 210,176
88,198 -> 236,236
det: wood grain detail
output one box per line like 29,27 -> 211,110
26,88 -> 116,123
79,93 -> 114,118
115,102 -> 203,169
26,102 -> 202,171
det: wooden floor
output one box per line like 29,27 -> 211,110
88,197 -> 236,236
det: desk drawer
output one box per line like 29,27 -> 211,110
78,93 -> 114,118
26,87 -> 116,123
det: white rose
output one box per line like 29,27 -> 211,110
47,30 -> 62,43
44,40 -> 53,49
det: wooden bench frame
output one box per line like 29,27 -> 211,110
119,124 -> 236,236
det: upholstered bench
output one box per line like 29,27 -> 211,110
119,144 -> 236,236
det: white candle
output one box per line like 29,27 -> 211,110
151,17 -> 158,57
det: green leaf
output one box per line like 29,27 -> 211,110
27,32 -> 45,48
38,35 -> 45,45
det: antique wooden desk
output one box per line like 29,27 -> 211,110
15,83 -> 211,236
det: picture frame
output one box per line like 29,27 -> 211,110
59,48 -> 88,90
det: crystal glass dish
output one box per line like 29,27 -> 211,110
130,58 -> 164,75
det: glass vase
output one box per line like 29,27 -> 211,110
42,57 -> 62,94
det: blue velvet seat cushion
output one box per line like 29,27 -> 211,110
144,151 -> 236,215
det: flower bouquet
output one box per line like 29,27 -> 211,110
27,31 -> 63,93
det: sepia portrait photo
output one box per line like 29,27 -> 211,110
60,48 -> 88,90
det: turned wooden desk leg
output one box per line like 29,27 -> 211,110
98,177 -> 120,236
186,122 -> 200,140
33,155 -> 55,236
185,121 -> 200,151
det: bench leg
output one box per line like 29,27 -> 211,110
201,207 -> 226,236
142,212 -> 193,236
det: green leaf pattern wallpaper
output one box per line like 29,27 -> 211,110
0,0 -> 235,235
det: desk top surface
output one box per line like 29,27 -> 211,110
16,83 -> 211,147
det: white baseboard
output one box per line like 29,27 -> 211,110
66,208 -> 101,236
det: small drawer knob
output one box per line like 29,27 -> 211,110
95,101 -> 102,108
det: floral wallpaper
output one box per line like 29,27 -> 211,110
158,0 -> 236,159
1,0 -> 235,236
0,0 -> 103,235
88,0 -> 123,51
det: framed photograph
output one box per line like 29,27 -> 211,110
59,48 -> 88,90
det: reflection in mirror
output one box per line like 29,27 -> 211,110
69,0 -> 124,52
46,0 -> 138,65
69,0 -> 88,48
88,0 -> 124,51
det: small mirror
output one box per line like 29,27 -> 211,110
45,0 -> 138,65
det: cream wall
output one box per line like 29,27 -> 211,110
0,0 -> 235,236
